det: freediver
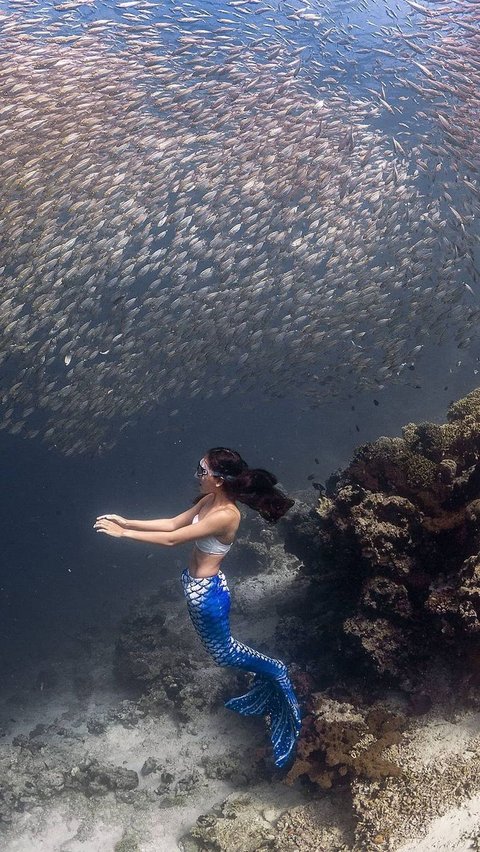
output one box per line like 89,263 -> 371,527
94,447 -> 302,767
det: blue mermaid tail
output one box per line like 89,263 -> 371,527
181,567 -> 302,768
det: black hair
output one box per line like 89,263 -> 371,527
205,447 -> 294,523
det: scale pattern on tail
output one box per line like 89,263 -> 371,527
181,567 -> 302,767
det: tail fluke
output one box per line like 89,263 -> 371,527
225,673 -> 302,768
224,675 -> 273,716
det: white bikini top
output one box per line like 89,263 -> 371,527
192,514 -> 233,555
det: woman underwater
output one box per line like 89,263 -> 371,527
94,447 -> 302,768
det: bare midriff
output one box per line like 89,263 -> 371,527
188,546 -> 226,579
187,499 -> 240,579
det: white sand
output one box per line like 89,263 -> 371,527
396,794 -> 480,852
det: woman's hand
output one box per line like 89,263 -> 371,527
94,518 -> 125,538
96,514 -> 128,527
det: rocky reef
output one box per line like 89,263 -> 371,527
281,388 -> 480,712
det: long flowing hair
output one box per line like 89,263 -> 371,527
204,447 -> 294,523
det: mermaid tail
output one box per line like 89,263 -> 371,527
225,672 -> 302,767
181,568 -> 302,768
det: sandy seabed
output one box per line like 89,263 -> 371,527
1,533 -> 479,852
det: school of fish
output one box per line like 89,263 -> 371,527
0,0 -> 479,454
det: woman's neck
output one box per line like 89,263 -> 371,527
209,491 -> 235,509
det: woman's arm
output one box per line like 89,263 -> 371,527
97,494 -> 209,532
124,505 -> 204,530
95,515 -> 174,532
95,507 -> 234,546
97,497 -> 210,533
123,518 -> 175,532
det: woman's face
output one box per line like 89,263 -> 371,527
195,456 -> 222,494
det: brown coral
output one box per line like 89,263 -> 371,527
285,696 -> 406,790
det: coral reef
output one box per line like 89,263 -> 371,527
179,702 -> 480,852
281,389 -> 480,704
179,785 -> 352,852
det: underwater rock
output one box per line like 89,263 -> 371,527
342,616 -> 416,679
425,553 -> 480,637
199,748 -> 268,787
179,793 -> 279,852
0,744 -> 66,823
152,766 -> 202,805
360,576 -> 413,620
283,388 -> 480,697
86,715 -> 108,735
140,756 -> 162,777
271,796 -> 355,852
114,833 -> 141,852
63,757 -> 138,796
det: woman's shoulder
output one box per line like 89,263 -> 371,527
208,497 -> 241,524
220,500 -> 241,520
224,503 -> 241,530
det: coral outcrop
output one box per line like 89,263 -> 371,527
284,696 -> 406,789
282,388 -> 480,704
